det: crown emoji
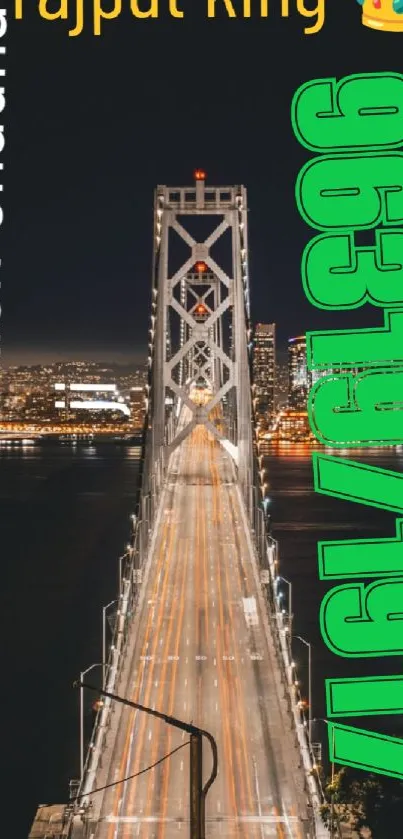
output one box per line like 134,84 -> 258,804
357,0 -> 403,31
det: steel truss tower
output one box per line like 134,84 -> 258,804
146,173 -> 254,500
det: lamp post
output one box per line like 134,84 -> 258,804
74,679 -> 218,839
293,634 -> 312,742
102,600 -> 118,687
79,663 -> 102,780
119,544 -> 134,593
312,717 -> 336,837
275,574 -> 292,634
118,552 -> 128,593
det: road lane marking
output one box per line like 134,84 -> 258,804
112,513 -> 172,830
157,536 -> 189,836
221,501 -> 257,824
281,799 -> 294,838
209,432 -> 239,818
253,756 -> 265,839
106,816 -> 302,824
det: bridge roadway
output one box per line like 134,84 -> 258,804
94,423 -> 309,838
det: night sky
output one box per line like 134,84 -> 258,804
3,2 -> 403,366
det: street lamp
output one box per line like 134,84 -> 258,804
312,717 -> 336,837
312,718 -> 335,774
102,600 -> 118,687
275,574 -> 292,634
293,634 -> 312,742
119,551 -> 128,593
79,663 -> 102,780
75,679 -> 218,839
119,544 -> 134,592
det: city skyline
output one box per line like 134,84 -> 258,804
0,328 -> 304,437
0,358 -> 147,426
0,345 -> 149,368
0,326 -> 294,369
4,8 -> 397,374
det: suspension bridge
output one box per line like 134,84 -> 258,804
29,175 -> 330,839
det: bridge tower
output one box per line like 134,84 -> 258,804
145,172 -> 254,504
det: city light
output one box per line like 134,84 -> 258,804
0,361 -> 147,437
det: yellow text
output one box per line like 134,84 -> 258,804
207,0 -> 326,34
15,0 -> 185,35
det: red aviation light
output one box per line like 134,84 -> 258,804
194,169 -> 206,181
195,261 -> 207,273
196,303 -> 206,314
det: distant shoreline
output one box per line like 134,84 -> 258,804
0,433 -> 143,446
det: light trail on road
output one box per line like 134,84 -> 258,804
95,417 -> 309,838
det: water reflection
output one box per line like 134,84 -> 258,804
263,442 -> 403,751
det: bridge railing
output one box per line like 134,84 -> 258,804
247,469 -> 331,839
69,440 -> 168,830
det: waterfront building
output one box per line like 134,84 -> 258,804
253,323 -> 276,427
288,335 -> 310,410
130,386 -> 146,430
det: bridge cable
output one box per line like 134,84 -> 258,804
72,740 -> 190,802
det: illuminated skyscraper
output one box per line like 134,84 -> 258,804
129,386 -> 146,430
288,335 -> 310,409
252,323 -> 276,424
288,335 -> 368,411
